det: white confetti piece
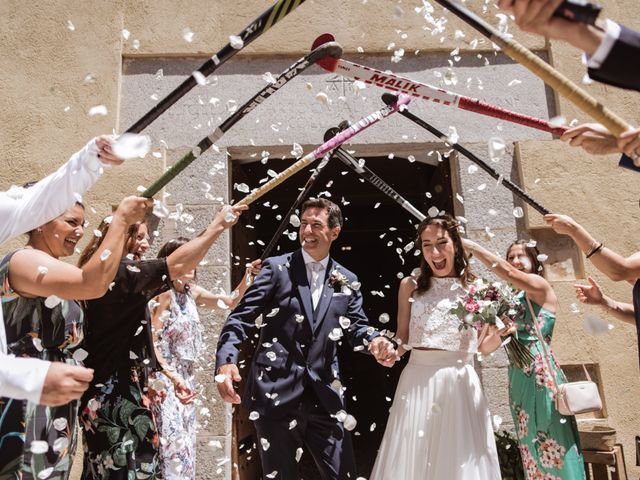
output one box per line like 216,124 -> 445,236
260,438 -> 271,451
122,29 -> 130,40
512,207 -> 524,218
378,313 -> 390,324
295,447 -> 304,462
427,206 -> 439,217
126,265 -> 141,273
44,295 -> 62,309
30,440 -> 49,454
37,467 -> 54,479
249,411 -> 260,420
73,348 -> 89,362
583,313 -> 614,335
291,143 -> 303,158
507,79 -> 521,87
100,249 -> 112,261
235,183 -> 250,193
488,137 -> 506,161
53,417 -> 68,431
344,414 -> 357,431
182,28 -> 194,43
37,266 -> 49,275
315,92 -> 329,105
113,133 -> 151,160
262,72 -> 277,84
289,419 -> 297,430
294,314 -> 305,323
339,316 -> 351,329
229,35 -> 244,49
536,254 -> 548,262
192,71 -> 206,85
214,374 -> 226,383
266,308 -> 279,318
88,105 -> 108,117
328,328 -> 343,341
52,437 -> 69,453
66,20 -> 75,31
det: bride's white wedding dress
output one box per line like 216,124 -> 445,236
370,276 -> 501,480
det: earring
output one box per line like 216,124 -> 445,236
36,228 -> 43,234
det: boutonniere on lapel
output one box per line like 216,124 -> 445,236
328,269 -> 351,295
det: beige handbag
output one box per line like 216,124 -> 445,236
525,297 -> 602,416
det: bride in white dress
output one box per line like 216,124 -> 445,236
371,214 -> 502,480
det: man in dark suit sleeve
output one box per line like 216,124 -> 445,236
498,0 -> 640,92
215,198 -> 396,479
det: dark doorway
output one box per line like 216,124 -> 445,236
230,151 -> 454,479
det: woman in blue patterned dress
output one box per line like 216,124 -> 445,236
464,238 -> 585,480
148,237 -> 260,479
0,196 -> 148,479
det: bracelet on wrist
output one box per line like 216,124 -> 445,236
586,242 -> 604,259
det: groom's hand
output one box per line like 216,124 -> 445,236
369,337 -> 397,367
216,364 -> 242,404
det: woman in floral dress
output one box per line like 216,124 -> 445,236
78,205 -> 245,479
463,238 -> 585,480
0,196 -> 147,479
148,238 -> 260,479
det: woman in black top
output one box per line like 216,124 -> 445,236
77,204 -> 246,480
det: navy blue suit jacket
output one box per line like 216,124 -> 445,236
588,24 -> 640,92
216,249 -> 378,419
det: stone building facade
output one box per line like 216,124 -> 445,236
2,1 -> 639,478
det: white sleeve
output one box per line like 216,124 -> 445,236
0,353 -> 50,403
587,19 -> 621,69
0,138 -> 104,244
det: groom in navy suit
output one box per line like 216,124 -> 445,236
216,197 -> 396,479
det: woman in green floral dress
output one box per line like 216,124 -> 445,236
463,239 -> 585,480
0,198 -> 145,480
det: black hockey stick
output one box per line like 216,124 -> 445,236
142,41 -> 342,197
325,126 -> 426,221
381,93 -> 551,215
259,155 -> 330,260
126,0 -> 309,134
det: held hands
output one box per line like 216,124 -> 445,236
575,276 -> 605,305
561,124 -> 640,161
369,337 -> 398,368
497,0 -> 601,55
172,377 -> 196,405
216,363 -> 242,404
40,362 -> 94,406
95,135 -> 125,166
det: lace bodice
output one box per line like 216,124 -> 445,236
408,277 -> 477,353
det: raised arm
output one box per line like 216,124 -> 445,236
191,259 -> 262,310
545,214 -> 640,282
575,276 -> 636,326
8,196 -> 151,300
0,136 -> 122,244
166,205 -> 247,281
462,238 -> 555,309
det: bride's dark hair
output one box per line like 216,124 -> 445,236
414,213 -> 474,294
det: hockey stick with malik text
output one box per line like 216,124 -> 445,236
312,33 -> 568,137
234,95 -> 412,206
127,0 -> 309,135
382,93 -> 551,215
142,41 -> 342,197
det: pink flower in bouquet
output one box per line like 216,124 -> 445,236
465,300 -> 479,313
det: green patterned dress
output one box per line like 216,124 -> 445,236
0,250 -> 84,479
509,292 -> 585,480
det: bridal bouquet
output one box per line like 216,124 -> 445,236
450,279 -> 534,369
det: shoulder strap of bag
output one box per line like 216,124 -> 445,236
524,296 -> 592,392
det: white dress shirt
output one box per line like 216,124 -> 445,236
301,250 -> 329,310
0,137 -> 105,403
586,19 -> 621,69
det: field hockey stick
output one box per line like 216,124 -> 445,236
382,93 -> 551,215
432,0 -> 632,136
142,41 -> 342,197
235,95 -> 412,206
325,127 -> 426,221
312,33 -> 567,136
127,0 -> 309,134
